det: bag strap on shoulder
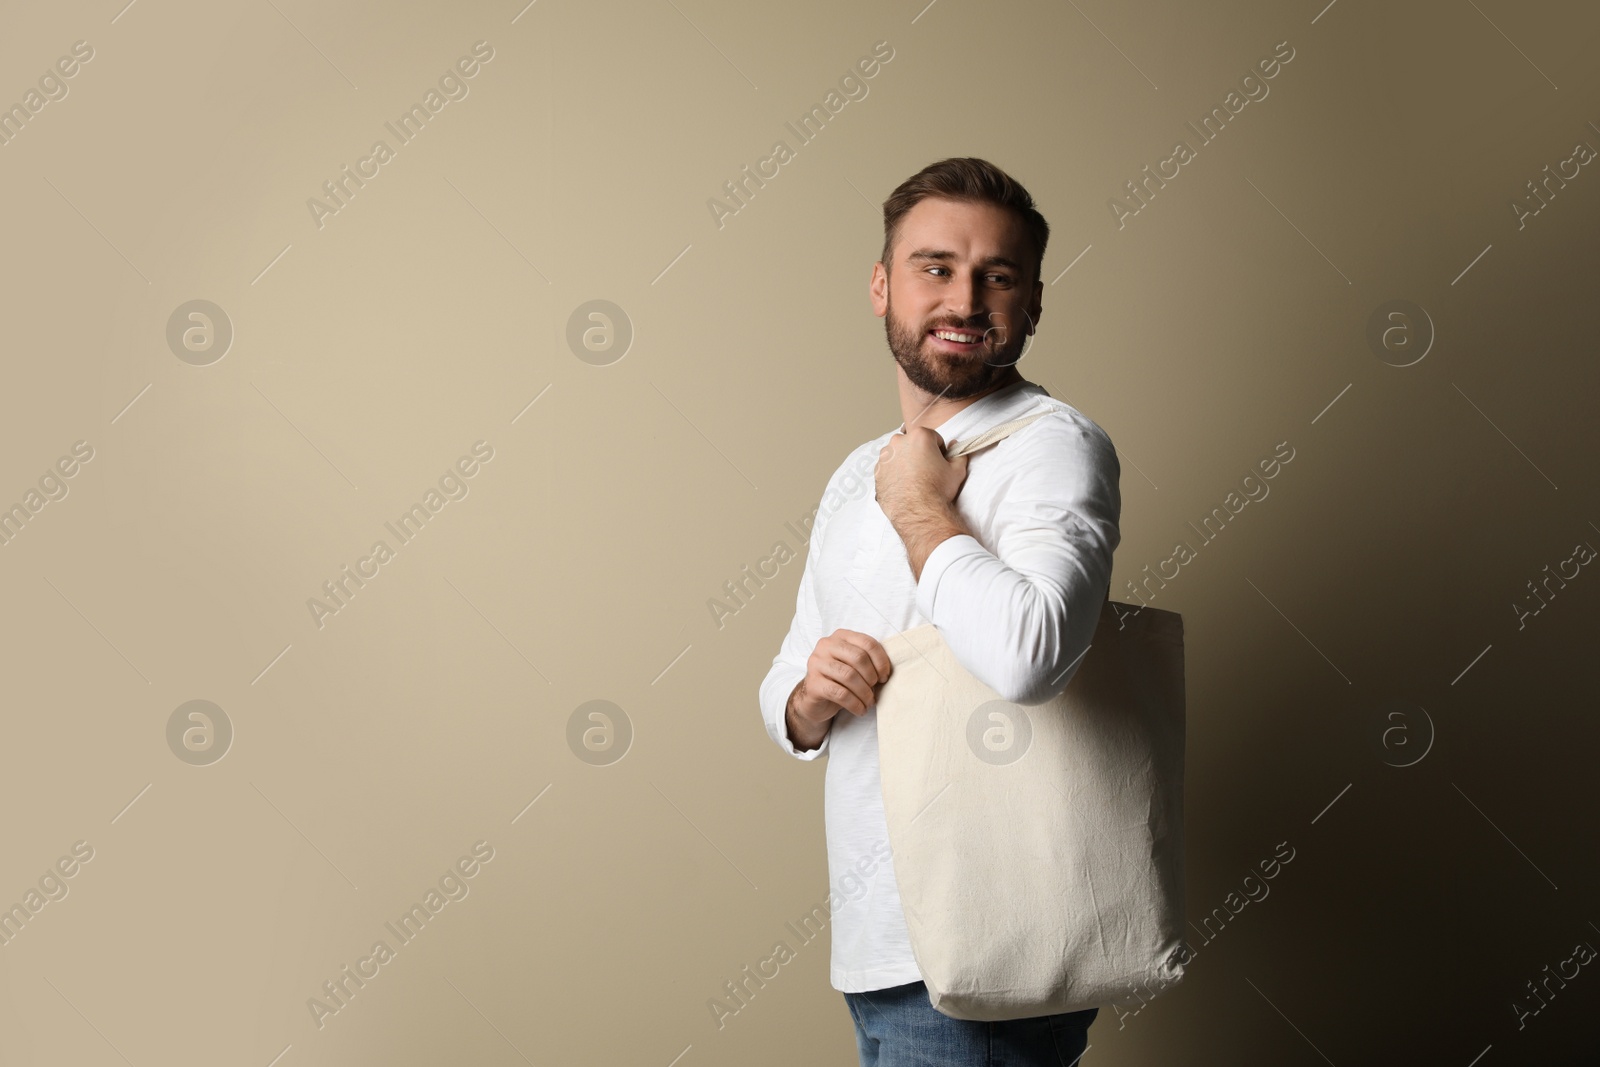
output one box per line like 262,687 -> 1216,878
945,406 -> 1054,459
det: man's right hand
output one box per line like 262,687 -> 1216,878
786,629 -> 893,751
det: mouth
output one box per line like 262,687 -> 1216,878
927,327 -> 986,352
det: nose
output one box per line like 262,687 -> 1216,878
944,272 -> 986,325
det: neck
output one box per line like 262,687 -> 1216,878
898,366 -> 1024,435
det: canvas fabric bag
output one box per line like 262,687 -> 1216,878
874,408 -> 1189,1021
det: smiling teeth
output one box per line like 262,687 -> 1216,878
934,330 -> 981,343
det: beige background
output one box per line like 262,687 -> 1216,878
2,0 -> 1597,1063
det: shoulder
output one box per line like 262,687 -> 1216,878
1001,397 -> 1118,473
979,397 -> 1121,532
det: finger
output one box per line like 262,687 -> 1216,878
803,661 -> 861,716
815,658 -> 874,715
835,629 -> 893,686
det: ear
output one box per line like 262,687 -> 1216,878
869,260 -> 889,318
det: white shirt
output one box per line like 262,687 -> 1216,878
758,378 -> 1122,993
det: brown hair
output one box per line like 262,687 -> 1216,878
880,157 -> 1050,284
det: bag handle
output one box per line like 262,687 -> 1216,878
945,406 -> 1053,458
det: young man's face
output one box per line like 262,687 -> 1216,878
870,196 -> 1044,400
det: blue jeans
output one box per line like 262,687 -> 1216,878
845,981 -> 1098,1066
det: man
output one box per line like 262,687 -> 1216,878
758,157 -> 1122,1065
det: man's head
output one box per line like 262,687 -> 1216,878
870,158 -> 1050,400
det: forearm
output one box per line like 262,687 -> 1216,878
894,502 -> 972,583
785,680 -> 833,752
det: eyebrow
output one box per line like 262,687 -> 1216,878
904,249 -> 1023,272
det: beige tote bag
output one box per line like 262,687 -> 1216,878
875,410 -> 1189,1021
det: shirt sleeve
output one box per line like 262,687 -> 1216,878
758,461 -> 848,761
914,419 -> 1121,706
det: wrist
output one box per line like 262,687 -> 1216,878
897,502 -> 965,583
786,680 -> 832,751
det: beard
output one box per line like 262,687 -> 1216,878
884,286 -> 1030,400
